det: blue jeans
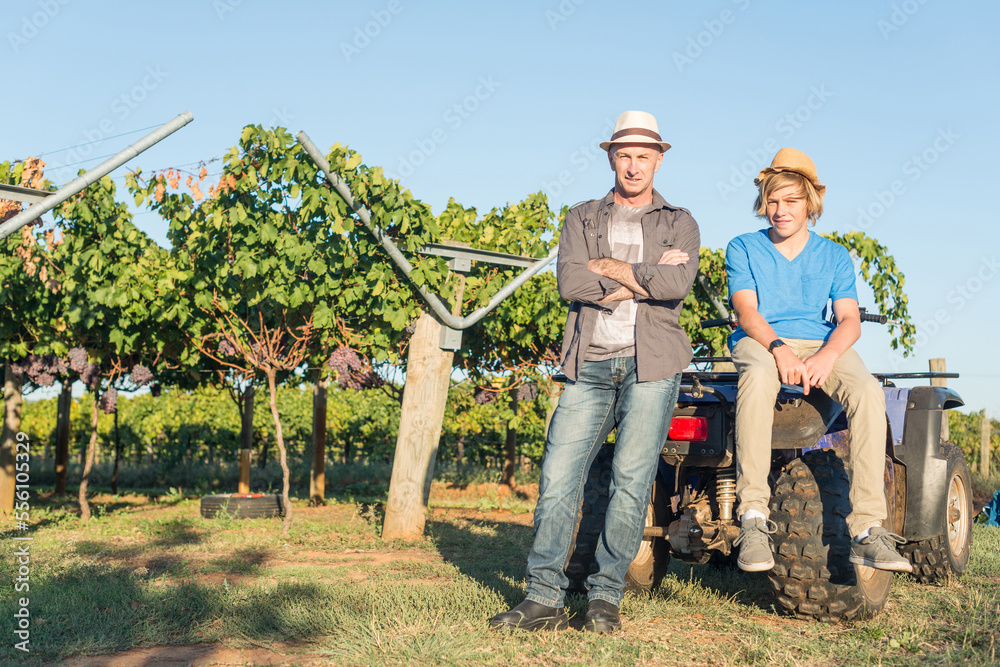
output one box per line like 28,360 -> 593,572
525,357 -> 681,607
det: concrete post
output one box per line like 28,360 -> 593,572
929,358 -> 949,442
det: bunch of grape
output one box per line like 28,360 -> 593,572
9,354 -> 70,387
473,387 -> 498,405
80,363 -> 101,389
328,347 -> 366,389
517,383 -> 539,401
67,347 -> 89,374
129,364 -> 153,387
218,338 -> 237,357
99,387 -> 118,413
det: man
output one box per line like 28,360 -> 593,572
490,111 -> 700,633
726,147 -> 912,574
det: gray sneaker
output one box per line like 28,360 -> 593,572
849,527 -> 913,572
734,517 -> 776,572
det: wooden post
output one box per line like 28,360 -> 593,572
981,410 -> 992,478
383,251 -> 467,541
929,358 -> 949,442
310,374 -> 329,505
502,387 -> 518,489
0,363 -> 23,513
382,310 -> 455,540
238,385 -> 254,494
54,381 -> 72,494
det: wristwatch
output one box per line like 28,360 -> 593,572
768,339 -> 786,353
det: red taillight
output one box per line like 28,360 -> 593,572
668,416 -> 708,441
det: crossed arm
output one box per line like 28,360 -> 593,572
731,290 -> 862,394
588,250 -> 690,302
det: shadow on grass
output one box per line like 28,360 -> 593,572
425,515 -> 535,607
0,561 -> 336,665
663,558 -> 778,613
426,509 -> 777,617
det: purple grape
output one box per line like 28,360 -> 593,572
99,387 -> 118,413
473,387 -> 497,405
81,363 -> 101,389
52,355 -> 68,376
150,383 -> 162,397
67,347 -> 88,374
218,338 -> 237,357
9,359 -> 29,379
517,383 -> 538,401
10,354 -> 66,387
130,364 -> 153,387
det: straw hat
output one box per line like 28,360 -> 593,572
600,110 -> 672,152
755,147 -> 826,195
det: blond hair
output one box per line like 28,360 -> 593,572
753,171 -> 824,223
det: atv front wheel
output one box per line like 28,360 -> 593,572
768,449 -> 893,622
901,443 -> 973,583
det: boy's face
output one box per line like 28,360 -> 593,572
765,184 -> 810,241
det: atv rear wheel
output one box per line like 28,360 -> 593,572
565,444 -> 614,593
566,444 -> 671,595
901,443 -> 973,583
624,475 -> 671,595
768,449 -> 893,622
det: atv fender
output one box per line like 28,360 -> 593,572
896,386 -> 964,541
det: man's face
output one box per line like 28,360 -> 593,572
608,144 -> 663,201
766,184 -> 810,240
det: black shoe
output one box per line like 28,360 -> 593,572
489,600 -> 568,631
583,599 -> 621,633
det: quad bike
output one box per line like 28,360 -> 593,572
565,312 -> 973,621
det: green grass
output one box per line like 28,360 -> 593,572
1,491 -> 998,666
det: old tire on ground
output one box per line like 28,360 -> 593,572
768,448 -> 893,622
623,475 -> 672,595
200,493 -> 283,519
901,443 -> 973,583
565,443 -> 671,595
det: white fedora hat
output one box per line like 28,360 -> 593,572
599,110 -> 671,152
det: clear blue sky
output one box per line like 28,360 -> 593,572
7,0 -> 999,416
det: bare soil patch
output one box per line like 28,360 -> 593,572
59,643 -> 329,667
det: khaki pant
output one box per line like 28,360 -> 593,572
731,337 -> 887,538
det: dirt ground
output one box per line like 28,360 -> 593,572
52,481 -> 996,666
56,483 -> 536,667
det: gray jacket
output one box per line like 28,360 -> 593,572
556,189 -> 700,382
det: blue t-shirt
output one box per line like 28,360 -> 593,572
725,229 -> 857,347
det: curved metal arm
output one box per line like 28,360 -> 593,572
295,130 -> 557,330
0,111 -> 195,240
